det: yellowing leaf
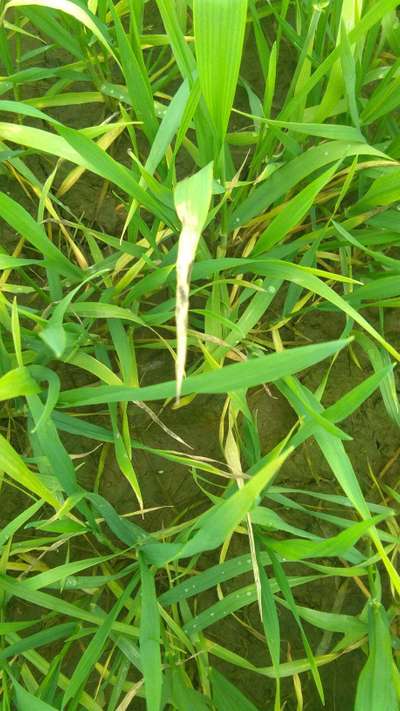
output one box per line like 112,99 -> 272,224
0,368 -> 39,401
0,434 -> 59,508
174,162 -> 213,399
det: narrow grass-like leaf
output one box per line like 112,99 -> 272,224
231,141 -> 387,228
252,164 -> 338,255
234,111 -> 365,143
0,500 -> 43,552
263,515 -> 386,561
3,0 -> 115,59
0,575 -> 139,637
184,576 -> 320,635
355,601 -> 398,711
60,339 -> 350,406
0,622 -> 76,660
110,4 -> 157,141
23,553 -> 125,591
256,543 -> 281,710
139,555 -> 162,711
0,434 -> 59,507
11,678 -> 58,711
193,0 -> 248,142
211,668 -> 260,711
356,334 -> 400,426
174,162 -> 213,398
267,548 -> 324,703
69,302 -> 145,326
155,0 -> 195,79
172,450 -> 290,561
62,573 -> 138,707
0,124 -> 175,224
0,367 -> 39,400
0,193 -> 82,281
